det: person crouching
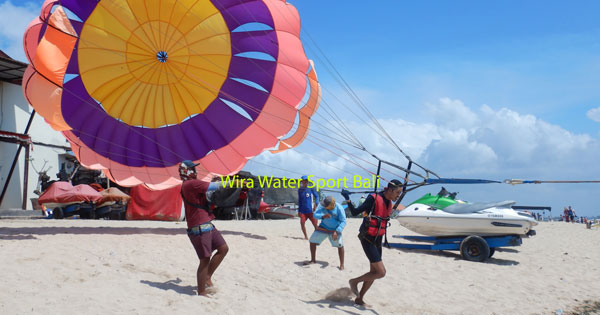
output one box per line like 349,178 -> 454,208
304,196 -> 347,270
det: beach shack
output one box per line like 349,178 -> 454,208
0,50 -> 70,210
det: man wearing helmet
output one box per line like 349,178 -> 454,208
179,160 -> 228,297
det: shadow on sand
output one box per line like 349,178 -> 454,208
391,248 -> 520,266
495,247 -> 519,253
220,230 -> 267,240
294,260 -> 329,269
283,236 -> 307,240
0,234 -> 38,240
140,278 -> 196,296
0,227 -> 266,240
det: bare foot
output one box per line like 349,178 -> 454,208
206,278 -> 214,287
339,265 -> 344,271
349,280 -> 359,296
303,260 -> 316,265
354,297 -> 370,307
197,291 -> 211,297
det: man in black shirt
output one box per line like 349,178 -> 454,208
343,179 -> 402,306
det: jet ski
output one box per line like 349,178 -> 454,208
395,188 -> 537,237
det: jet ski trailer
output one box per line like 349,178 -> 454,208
388,233 -> 533,262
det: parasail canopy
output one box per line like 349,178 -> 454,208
23,0 -> 320,189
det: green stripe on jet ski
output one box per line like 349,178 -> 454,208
409,193 -> 458,209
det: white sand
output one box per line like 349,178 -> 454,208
1,218 -> 598,314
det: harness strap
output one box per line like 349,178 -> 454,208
187,223 -> 214,235
180,190 -> 211,213
368,215 -> 391,247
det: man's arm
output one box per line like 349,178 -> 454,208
313,205 -> 325,220
311,188 -> 319,210
346,194 -> 375,216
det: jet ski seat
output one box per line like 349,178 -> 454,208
442,200 -> 516,214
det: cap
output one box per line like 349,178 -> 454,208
321,196 -> 336,210
182,160 -> 200,168
301,175 -> 308,181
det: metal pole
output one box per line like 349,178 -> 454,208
0,110 -> 35,207
395,161 -> 413,207
373,160 -> 381,193
22,143 -> 30,209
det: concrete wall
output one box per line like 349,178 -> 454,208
0,81 -> 69,209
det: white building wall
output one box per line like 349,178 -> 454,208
0,81 -> 68,209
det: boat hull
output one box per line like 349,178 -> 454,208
396,204 -> 537,236
263,207 -> 297,220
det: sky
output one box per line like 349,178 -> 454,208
1,0 -> 599,217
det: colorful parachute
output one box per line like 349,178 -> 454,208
23,0 -> 320,189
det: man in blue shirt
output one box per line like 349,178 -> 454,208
304,196 -> 347,270
298,175 -> 319,239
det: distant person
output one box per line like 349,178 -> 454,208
180,160 -> 228,297
568,206 -> 575,223
342,179 -> 403,306
563,207 -> 569,222
304,196 -> 347,270
298,175 -> 319,240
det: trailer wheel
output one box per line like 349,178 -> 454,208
53,207 -> 64,219
460,236 -> 489,262
488,248 -> 495,258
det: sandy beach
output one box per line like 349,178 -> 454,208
1,218 -> 598,314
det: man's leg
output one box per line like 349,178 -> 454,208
349,262 -> 386,305
197,257 -> 210,296
206,243 -> 229,287
338,247 -> 345,270
300,214 -> 308,239
305,231 -> 324,265
309,242 -> 317,263
310,216 -> 318,229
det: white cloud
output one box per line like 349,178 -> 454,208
424,97 -> 479,129
251,97 -> 599,182
420,100 -> 596,178
243,97 -> 600,216
0,0 -> 39,62
587,107 -> 600,122
421,128 -> 499,175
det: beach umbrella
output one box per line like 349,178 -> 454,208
23,0 -> 320,190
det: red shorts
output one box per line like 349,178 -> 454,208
299,212 -> 317,224
188,229 -> 226,259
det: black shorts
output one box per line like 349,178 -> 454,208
360,235 -> 383,263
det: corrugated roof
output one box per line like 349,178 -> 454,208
0,50 -> 28,85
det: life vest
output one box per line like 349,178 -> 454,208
367,193 -> 392,237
